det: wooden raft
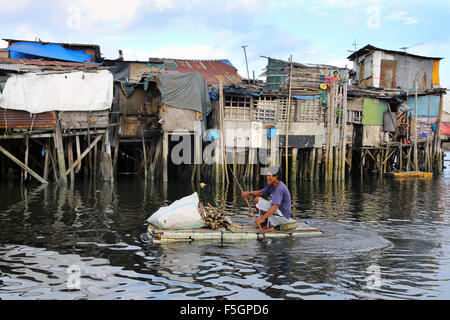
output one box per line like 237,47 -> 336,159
385,171 -> 433,179
147,221 -> 322,244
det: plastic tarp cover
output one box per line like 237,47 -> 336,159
362,98 -> 388,126
441,123 -> 450,136
157,72 -> 212,116
0,70 -> 113,113
8,42 -> 94,63
147,193 -> 205,230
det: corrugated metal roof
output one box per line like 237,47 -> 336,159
347,44 -> 443,61
148,58 -> 242,85
0,108 -> 55,128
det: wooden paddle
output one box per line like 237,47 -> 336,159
227,165 -> 266,239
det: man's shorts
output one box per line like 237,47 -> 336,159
255,197 -> 296,228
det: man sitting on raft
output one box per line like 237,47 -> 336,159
241,167 -> 295,231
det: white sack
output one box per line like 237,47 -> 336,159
147,193 -> 205,230
0,70 -> 113,113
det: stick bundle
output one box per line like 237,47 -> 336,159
199,202 -> 237,232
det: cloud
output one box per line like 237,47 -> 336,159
149,44 -> 230,60
61,0 -> 144,32
0,0 -> 31,13
385,11 -> 420,25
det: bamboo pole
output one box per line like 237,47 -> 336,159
285,55 -> 294,180
435,94 -> 444,172
341,80 -> 348,180
414,81 -> 419,172
219,80 -> 229,185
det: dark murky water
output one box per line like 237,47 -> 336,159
0,153 -> 449,300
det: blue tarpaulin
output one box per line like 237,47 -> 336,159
292,95 -> 322,100
8,42 -> 94,63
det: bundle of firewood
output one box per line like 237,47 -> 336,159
198,202 -> 237,232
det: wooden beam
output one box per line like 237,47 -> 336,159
43,144 -> 50,181
64,135 -> 102,177
75,135 -> 81,173
54,116 -> 67,184
0,145 -> 48,184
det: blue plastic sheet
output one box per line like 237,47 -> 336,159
292,95 -> 322,100
8,42 -> 94,63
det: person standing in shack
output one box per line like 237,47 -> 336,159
241,167 -> 295,231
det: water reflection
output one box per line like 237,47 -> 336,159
0,162 -> 449,299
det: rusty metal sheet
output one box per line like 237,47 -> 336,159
163,59 -> 242,85
0,108 -> 55,128
380,60 -> 397,88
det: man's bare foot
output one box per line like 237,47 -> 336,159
261,226 -> 274,232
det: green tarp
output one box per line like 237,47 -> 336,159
362,98 -> 388,126
156,72 -> 212,116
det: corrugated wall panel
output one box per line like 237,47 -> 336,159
0,108 -> 55,128
407,95 -> 440,117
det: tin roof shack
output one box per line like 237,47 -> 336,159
347,44 -> 442,90
347,45 -> 447,174
3,39 -> 102,63
104,57 -> 231,182
0,59 -> 114,184
209,56 -> 350,181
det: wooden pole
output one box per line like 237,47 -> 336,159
163,131 -> 169,183
0,145 -> 48,184
435,94 -> 444,172
310,148 -> 316,181
414,81 -> 419,172
292,147 -> 298,184
285,55 -> 293,179
228,164 -> 266,239
43,143 -> 50,181
219,80 -> 229,184
140,120 -> 148,180
54,114 -> 67,184
64,135 -> 102,177
67,137 -> 75,183
316,148 -> 322,178
341,80 -> 348,180
75,135 -> 82,173
24,135 -> 29,181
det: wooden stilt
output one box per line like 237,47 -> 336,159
24,135 -> 29,181
43,143 -> 50,181
54,115 -> 67,184
291,148 -> 298,184
163,131 -> 169,183
64,135 -> 102,177
140,121 -> 148,180
316,148 -> 323,178
0,145 -> 48,184
75,135 -> 81,173
67,137 -> 75,183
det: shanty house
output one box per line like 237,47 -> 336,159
347,45 -> 446,148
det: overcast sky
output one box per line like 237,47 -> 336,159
1,0 -> 449,88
